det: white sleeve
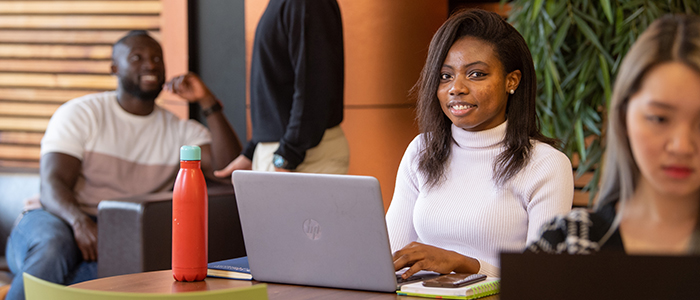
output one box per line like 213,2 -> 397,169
385,136 -> 422,254
40,101 -> 93,160
476,146 -> 572,278
181,119 -> 212,147
524,147 -> 574,245
476,259 -> 500,277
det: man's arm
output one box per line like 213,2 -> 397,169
40,152 -> 98,261
164,73 -> 242,180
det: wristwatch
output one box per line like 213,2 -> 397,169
201,102 -> 222,117
272,154 -> 289,169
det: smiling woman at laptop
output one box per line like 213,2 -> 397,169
528,14 -> 700,256
386,9 -> 574,279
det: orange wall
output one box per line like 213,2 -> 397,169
244,0 -> 268,141
245,0 -> 448,210
158,0 -> 189,119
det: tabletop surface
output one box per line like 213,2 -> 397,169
70,270 -> 499,300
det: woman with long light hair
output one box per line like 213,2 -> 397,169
529,14 -> 700,255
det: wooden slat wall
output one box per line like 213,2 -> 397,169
0,0 -> 162,172
568,151 -> 598,207
573,170 -> 595,207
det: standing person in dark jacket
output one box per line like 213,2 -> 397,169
216,0 -> 349,176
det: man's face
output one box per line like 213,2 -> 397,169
111,35 -> 166,101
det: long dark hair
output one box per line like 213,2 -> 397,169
415,9 -> 556,187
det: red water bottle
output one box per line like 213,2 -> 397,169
172,145 -> 208,281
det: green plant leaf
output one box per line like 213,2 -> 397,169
547,0 -> 567,20
573,7 -> 606,28
552,17 -> 571,52
561,62 -> 583,87
578,140 -> 602,176
546,59 -> 566,100
544,62 -> 553,109
530,0 -> 545,23
587,105 -> 602,122
583,113 -> 601,136
600,0 -> 613,23
615,5 -> 625,35
622,7 -> 645,26
575,118 -> 586,162
541,8 -> 556,30
598,54 -> 612,104
572,14 -> 614,63
588,168 -> 601,206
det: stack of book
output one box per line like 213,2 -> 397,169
206,256 -> 252,280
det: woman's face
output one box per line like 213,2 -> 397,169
437,36 -> 521,132
626,62 -> 700,199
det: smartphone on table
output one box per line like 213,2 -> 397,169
421,273 -> 487,288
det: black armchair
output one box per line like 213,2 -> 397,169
97,185 -> 246,278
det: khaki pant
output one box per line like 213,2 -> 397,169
252,126 -> 349,174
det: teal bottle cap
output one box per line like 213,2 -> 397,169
180,145 -> 201,161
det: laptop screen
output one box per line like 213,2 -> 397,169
500,252 -> 700,300
232,171 -> 400,292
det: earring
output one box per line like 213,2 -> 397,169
509,89 -> 515,95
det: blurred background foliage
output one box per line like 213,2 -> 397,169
506,0 -> 700,205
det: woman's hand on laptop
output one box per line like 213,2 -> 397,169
392,242 -> 481,279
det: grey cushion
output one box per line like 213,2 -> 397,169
0,173 -> 40,286
0,174 -> 40,267
97,185 -> 246,278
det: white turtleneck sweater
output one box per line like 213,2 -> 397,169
386,121 -> 573,277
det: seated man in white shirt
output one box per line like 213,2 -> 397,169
3,30 -> 242,300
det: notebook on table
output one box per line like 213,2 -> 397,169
500,252 -> 700,300
398,276 -> 499,299
206,256 -> 252,280
232,171 -> 438,292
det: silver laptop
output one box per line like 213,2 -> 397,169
232,171 -> 437,292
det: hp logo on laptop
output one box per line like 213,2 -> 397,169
303,219 -> 322,240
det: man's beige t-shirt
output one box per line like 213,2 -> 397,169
39,91 -> 211,215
